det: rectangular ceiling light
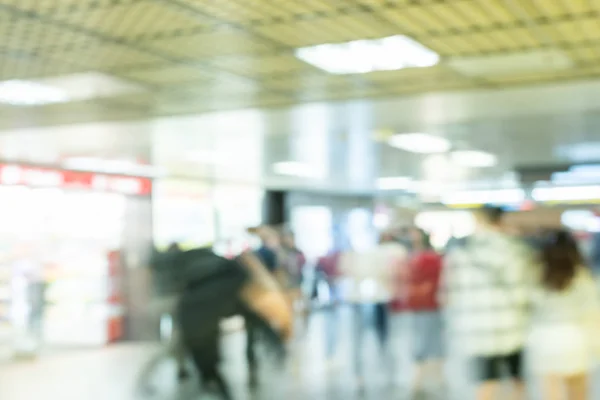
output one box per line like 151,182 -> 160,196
450,150 -> 498,167
532,186 -> 600,202
295,35 -> 439,75
442,189 -> 525,205
273,161 -> 324,179
0,80 -> 68,106
63,157 -> 166,177
377,177 -> 412,190
388,133 -> 450,154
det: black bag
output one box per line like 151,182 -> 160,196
176,249 -> 249,344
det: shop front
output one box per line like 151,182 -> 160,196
152,179 -> 216,250
0,163 -> 152,358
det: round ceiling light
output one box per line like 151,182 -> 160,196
450,150 -> 497,167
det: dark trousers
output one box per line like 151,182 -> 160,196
187,333 -> 232,400
246,320 -> 259,387
353,303 -> 390,377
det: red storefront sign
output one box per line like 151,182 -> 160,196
0,164 -> 152,196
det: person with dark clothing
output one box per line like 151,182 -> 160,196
246,225 -> 284,387
146,246 -> 290,399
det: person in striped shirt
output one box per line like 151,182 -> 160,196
442,206 -> 537,400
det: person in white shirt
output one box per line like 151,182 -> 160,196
339,232 -> 407,385
528,230 -> 600,400
442,206 -> 536,400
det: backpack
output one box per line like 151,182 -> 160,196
176,249 -> 249,345
175,249 -> 286,360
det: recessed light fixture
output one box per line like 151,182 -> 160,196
442,189 -> 525,205
0,80 -> 68,106
376,177 -> 412,190
63,157 -> 166,177
273,161 -> 323,179
186,150 -> 227,165
450,150 -> 498,167
388,133 -> 451,154
532,186 -> 600,202
295,35 -> 439,75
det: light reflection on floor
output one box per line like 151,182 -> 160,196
1,309 -> 598,399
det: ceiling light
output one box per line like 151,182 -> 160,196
388,133 -> 451,154
186,151 -> 227,165
0,80 -> 68,106
376,177 -> 412,190
273,161 -> 323,179
63,157 -> 166,177
451,150 -> 497,167
532,186 -> 600,202
295,35 -> 439,75
556,142 -> 600,162
442,189 -> 525,205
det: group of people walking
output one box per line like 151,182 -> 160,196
318,205 -> 600,399
145,205 -> 600,400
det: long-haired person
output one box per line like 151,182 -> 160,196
406,228 -> 445,398
528,230 -> 600,400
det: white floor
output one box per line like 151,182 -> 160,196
1,310 -> 598,400
0,344 -> 156,400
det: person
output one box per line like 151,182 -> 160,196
279,230 -> 306,308
246,225 -> 283,388
589,230 -> 600,276
528,230 -> 600,400
315,245 -> 343,360
251,226 -> 280,275
176,247 -> 291,399
442,206 -> 535,400
405,228 -> 444,398
340,231 -> 407,386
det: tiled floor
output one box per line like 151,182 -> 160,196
1,309 -> 598,399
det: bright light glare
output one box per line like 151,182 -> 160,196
388,133 -> 451,154
552,164 -> 600,185
295,35 -> 439,75
442,189 -> 525,205
450,150 -> 497,167
373,213 -> 390,229
186,151 -> 227,165
63,157 -> 166,177
532,186 -> 600,201
376,177 -> 412,190
273,161 -> 323,179
0,80 -> 68,106
561,209 -> 597,231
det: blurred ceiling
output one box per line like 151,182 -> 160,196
2,0 -> 600,128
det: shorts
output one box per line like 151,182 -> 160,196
474,350 -> 524,382
412,311 -> 444,362
528,325 -> 592,375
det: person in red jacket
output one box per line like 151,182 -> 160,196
406,227 -> 445,398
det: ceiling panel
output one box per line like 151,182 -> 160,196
115,64 -> 212,85
174,0 -> 349,25
364,65 -> 461,84
47,40 -> 165,70
262,72 -> 353,92
214,54 -> 313,77
0,0 -> 600,125
253,12 -> 398,47
142,27 -> 275,59
51,1 -> 215,39
0,0 -> 143,13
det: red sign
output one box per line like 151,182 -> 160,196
0,164 -> 152,196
